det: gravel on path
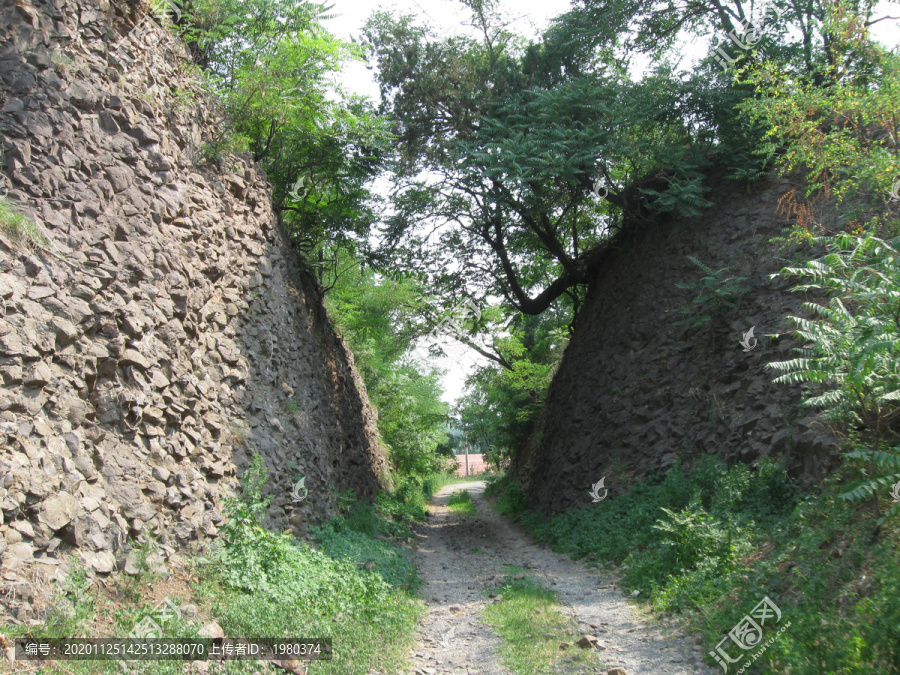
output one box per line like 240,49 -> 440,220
407,481 -> 720,675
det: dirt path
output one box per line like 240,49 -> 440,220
407,481 -> 719,675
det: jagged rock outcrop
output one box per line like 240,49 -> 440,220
0,0 -> 387,588
512,173 -> 839,512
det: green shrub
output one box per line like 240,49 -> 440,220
639,172 -> 714,218
518,457 -> 794,579
376,475 -> 428,521
675,256 -> 750,328
769,233 -> 900,519
207,453 -> 422,674
651,499 -> 742,572
343,497 -> 411,538
486,475 -> 529,516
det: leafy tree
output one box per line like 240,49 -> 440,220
456,310 -> 567,465
739,36 -> 900,237
179,0 -> 394,271
324,253 -> 450,477
362,3 -> 766,319
548,0 -> 895,79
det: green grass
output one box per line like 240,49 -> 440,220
481,568 -> 605,675
423,469 -> 498,499
312,500 -> 419,590
200,456 -> 424,674
8,456 -> 425,675
0,198 -> 50,249
489,456 -> 900,674
447,489 -> 477,516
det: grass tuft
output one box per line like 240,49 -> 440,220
482,568 -> 605,675
0,198 -> 50,250
447,489 -> 477,516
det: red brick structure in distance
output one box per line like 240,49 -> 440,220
454,454 -> 488,476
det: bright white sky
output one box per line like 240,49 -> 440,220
320,0 -> 899,404
323,0 -> 564,102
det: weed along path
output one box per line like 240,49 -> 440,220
406,481 -> 718,675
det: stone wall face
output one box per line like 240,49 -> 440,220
0,0 -> 387,581
511,174 -> 839,512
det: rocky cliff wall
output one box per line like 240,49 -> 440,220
0,0 -> 388,585
511,173 -> 840,512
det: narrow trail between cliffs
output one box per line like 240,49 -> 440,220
405,481 -> 719,675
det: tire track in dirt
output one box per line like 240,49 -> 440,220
406,481 -> 719,675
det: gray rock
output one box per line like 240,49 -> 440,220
2,541 -> 35,568
81,550 -> 116,574
25,361 -> 52,387
120,348 -> 152,370
38,493 -> 80,531
129,125 -> 161,146
26,285 -> 54,301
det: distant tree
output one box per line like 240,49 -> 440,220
456,309 -> 567,464
324,252 -> 450,477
